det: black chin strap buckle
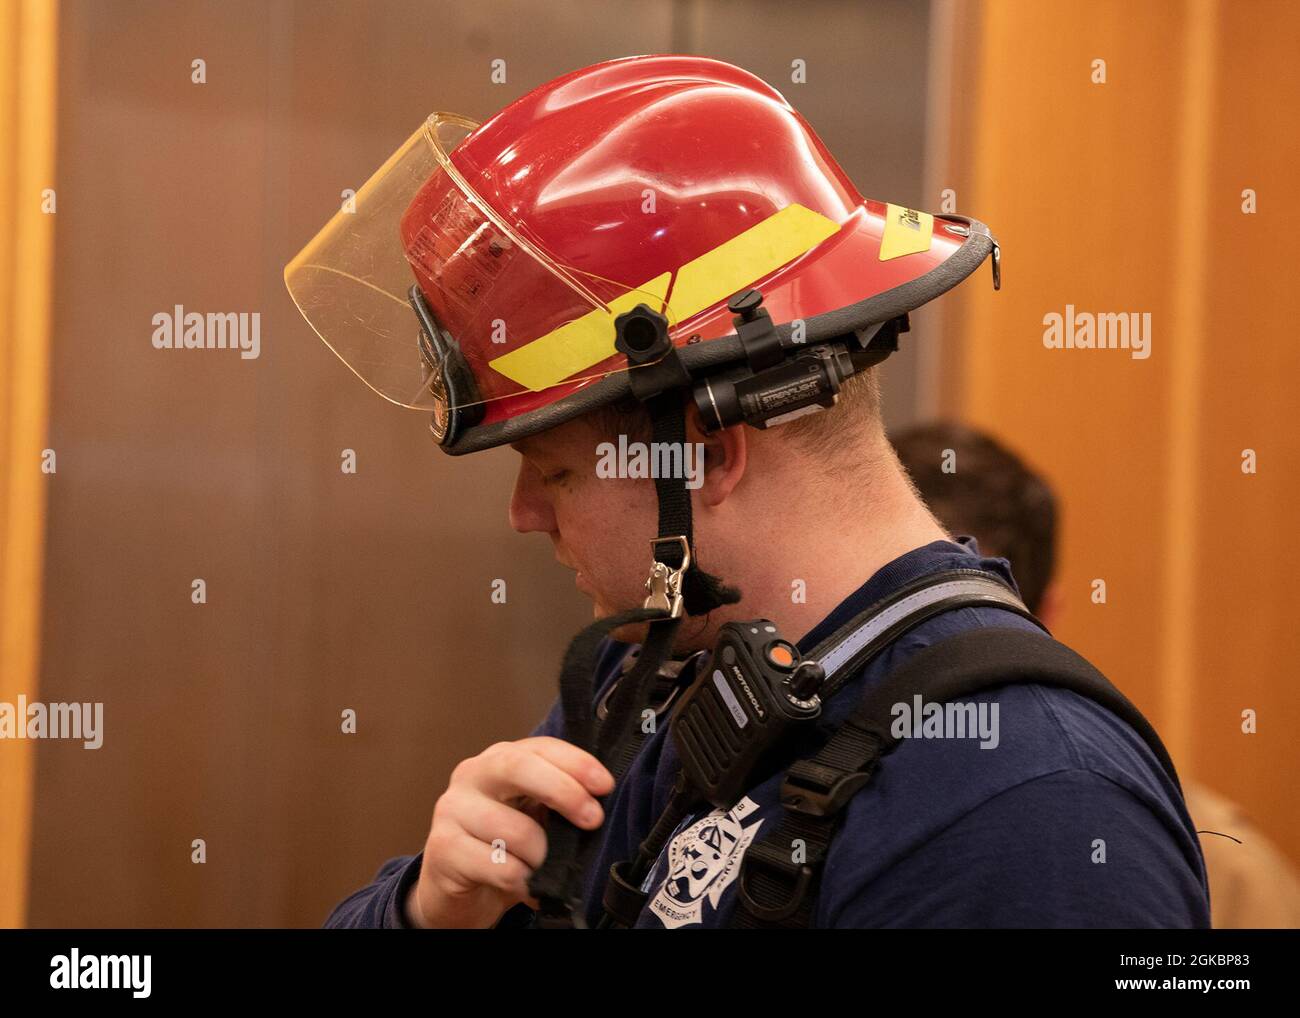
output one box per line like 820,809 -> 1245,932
643,536 -> 690,619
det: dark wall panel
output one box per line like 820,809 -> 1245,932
30,0 -> 929,926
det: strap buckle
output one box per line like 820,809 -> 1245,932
779,759 -> 875,818
642,536 -> 691,619
736,839 -> 816,923
595,648 -> 703,722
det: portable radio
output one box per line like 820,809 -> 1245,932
669,618 -> 825,808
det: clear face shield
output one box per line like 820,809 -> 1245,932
284,113 -> 677,444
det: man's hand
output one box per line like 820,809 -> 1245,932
405,737 -> 615,928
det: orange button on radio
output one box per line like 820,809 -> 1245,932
765,641 -> 796,669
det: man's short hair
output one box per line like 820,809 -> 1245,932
892,422 -> 1058,614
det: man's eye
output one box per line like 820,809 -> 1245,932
542,469 -> 571,486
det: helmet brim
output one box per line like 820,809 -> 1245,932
439,214 -> 998,455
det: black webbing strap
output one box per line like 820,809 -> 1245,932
600,571 -> 1035,928
732,625 -> 1184,928
600,653 -> 698,780
598,773 -> 702,929
644,392 -> 741,616
525,605 -> 660,930
594,616 -> 682,779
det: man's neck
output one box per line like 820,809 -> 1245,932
680,444 -> 951,652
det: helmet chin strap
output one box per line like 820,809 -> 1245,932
526,317 -> 741,928
642,388 -> 743,618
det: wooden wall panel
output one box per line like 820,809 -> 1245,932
0,0 -> 58,930
29,0 -> 673,928
25,0 -> 931,926
935,0 -> 1300,867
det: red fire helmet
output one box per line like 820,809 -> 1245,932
285,55 -> 999,453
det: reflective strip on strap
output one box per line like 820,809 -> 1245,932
814,577 -> 1026,680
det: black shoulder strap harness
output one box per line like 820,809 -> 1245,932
520,563 -> 1183,930
596,568 -> 1053,928
731,622 -> 1184,928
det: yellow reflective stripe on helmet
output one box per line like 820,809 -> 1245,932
487,203 -> 839,392
664,203 -> 839,326
487,274 -> 672,393
878,203 -> 933,261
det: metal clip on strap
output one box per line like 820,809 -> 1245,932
642,536 -> 691,619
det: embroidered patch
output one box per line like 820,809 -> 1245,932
645,796 -> 765,929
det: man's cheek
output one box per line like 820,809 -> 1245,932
592,560 -> 639,612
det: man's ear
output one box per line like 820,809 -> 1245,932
685,402 -> 747,507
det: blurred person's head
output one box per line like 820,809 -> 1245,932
892,422 -> 1060,625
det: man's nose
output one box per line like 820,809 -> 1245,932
508,460 -> 555,534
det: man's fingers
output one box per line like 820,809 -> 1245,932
470,742 -> 607,829
429,823 -> 535,902
517,737 -> 615,794
447,790 -> 548,870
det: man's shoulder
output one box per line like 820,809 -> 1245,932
820,765 -> 1210,927
818,604 -> 1201,885
861,605 -> 1179,803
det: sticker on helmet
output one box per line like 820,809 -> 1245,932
879,203 -> 934,261
407,192 -> 516,315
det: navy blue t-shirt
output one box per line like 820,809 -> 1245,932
324,538 -> 1210,929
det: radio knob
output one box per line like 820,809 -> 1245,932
789,660 -> 825,701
